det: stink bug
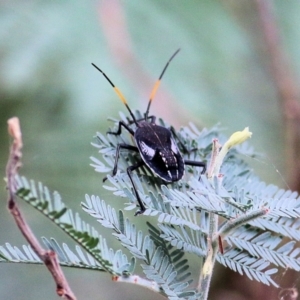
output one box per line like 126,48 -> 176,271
92,49 -> 206,215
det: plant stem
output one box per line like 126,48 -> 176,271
197,211 -> 218,300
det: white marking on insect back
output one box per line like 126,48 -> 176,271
140,141 -> 155,159
160,152 -> 170,168
170,139 -> 178,154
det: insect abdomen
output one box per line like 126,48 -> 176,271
154,149 -> 184,182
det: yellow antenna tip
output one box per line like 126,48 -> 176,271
114,87 -> 128,105
149,80 -> 161,102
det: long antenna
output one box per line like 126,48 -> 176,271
91,63 -> 138,125
144,48 -> 181,120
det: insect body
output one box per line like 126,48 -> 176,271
92,49 -> 206,215
135,118 -> 184,182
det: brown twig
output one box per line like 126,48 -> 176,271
5,117 -> 76,300
254,0 -> 300,190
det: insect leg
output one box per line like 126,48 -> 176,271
148,116 -> 156,123
103,144 -> 138,182
127,115 -> 156,125
126,161 -> 146,216
107,121 -> 134,136
172,128 -> 206,177
170,127 -> 190,154
184,160 -> 206,175
142,115 -> 156,123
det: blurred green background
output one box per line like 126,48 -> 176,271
1,1 -> 299,299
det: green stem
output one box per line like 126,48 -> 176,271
197,211 -> 218,300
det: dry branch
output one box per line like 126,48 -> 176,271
5,117 -> 76,300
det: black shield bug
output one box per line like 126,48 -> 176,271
92,49 -> 206,215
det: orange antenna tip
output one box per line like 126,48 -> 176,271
114,87 -> 128,105
144,49 -> 180,119
149,81 -> 161,103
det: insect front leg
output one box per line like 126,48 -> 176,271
127,115 -> 156,125
126,161 -> 146,216
107,121 -> 135,136
103,143 -> 139,182
139,115 -> 156,124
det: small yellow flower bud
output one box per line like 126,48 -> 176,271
209,127 -> 252,178
223,127 -> 252,151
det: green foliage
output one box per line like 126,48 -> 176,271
3,111 -> 300,298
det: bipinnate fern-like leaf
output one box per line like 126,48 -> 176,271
141,247 -> 191,299
82,194 -> 194,297
90,112 -> 300,290
5,111 -> 300,298
0,238 -> 135,275
158,223 -> 206,258
82,194 -> 152,261
216,248 -> 278,287
13,176 -> 136,275
227,226 -> 300,271
147,222 -> 193,283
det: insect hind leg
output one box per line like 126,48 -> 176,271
184,160 -> 207,178
170,126 -> 196,155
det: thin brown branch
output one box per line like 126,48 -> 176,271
5,117 -> 76,300
254,0 -> 300,190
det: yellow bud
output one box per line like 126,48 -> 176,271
223,127 -> 252,151
210,127 -> 252,178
